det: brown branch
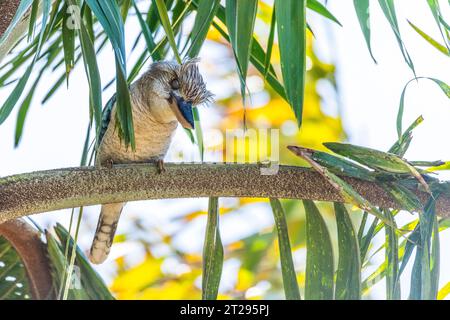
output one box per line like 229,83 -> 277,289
0,0 -> 21,38
0,219 -> 54,300
1,163 -> 450,223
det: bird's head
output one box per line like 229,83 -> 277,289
144,59 -> 213,129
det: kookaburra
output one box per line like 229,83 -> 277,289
90,59 -> 212,264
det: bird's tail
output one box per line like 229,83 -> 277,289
89,202 -> 124,264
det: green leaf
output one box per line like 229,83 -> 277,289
0,237 -> 31,300
264,4 -> 276,79
85,0 -> 135,149
307,0 -> 342,27
304,200 -> 334,300
77,12 -> 103,136
334,203 -> 361,300
155,0 -> 182,64
53,224 -> 114,300
62,1 -> 77,81
225,0 -> 258,100
27,0 -> 40,41
187,0 -> 220,58
410,196 -> 439,300
408,20 -> 449,56
269,198 -> 301,300
132,0 -> 161,61
378,0 -> 415,75
353,0 -> 376,63
14,73 -> 41,147
202,197 -> 223,300
397,77 -> 450,138
275,0 -> 306,126
426,0 -> 450,50
384,209 -> 400,300
359,214 -> 378,263
0,0 -> 50,126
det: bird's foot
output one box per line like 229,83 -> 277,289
156,159 -> 165,174
105,159 -> 114,169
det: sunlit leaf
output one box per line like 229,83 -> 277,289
270,198 -> 301,300
304,200 -> 334,300
408,20 -> 449,56
275,0 -> 306,126
353,0 -> 376,63
334,203 -> 361,300
202,197 -> 223,300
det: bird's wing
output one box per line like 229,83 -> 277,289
95,93 -> 117,154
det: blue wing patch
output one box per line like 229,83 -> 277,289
97,93 -> 117,148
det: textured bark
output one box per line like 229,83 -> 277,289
1,163 -> 450,223
0,0 -> 21,38
0,219 -> 55,300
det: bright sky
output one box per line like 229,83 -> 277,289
0,0 -> 449,299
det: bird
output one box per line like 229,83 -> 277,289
89,58 -> 213,264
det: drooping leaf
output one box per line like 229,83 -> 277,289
186,0 -> 220,58
202,197 -> 223,300
384,209 -> 400,300
269,198 -> 301,300
0,0 -> 50,126
155,0 -> 182,63
353,0 -> 376,63
408,20 -> 449,56
0,236 -> 31,300
225,0 -> 258,100
304,200 -> 334,300
378,0 -> 415,75
307,0 -> 342,27
334,203 -> 361,300
275,0 -> 306,126
132,0 -> 161,61
397,77 -> 450,138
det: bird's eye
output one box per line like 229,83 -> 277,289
170,79 -> 180,90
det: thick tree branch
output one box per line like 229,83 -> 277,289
1,163 -> 450,223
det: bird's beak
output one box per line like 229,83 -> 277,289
169,93 -> 195,129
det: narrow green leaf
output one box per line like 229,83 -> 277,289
378,0 -> 415,75
275,0 -> 306,126
77,14 -> 103,136
334,203 -> 361,300
62,1 -> 76,81
132,0 -> 161,61
202,197 -> 223,300
353,0 -> 376,63
384,209 -> 400,300
27,0 -> 40,40
155,0 -> 182,64
270,198 -> 301,300
187,0 -> 220,58
53,224 -> 114,300
397,77 -> 450,138
225,0 -> 258,100
304,200 -> 334,300
408,20 -> 449,56
0,0 -> 50,126
264,5 -> 276,79
14,74 -> 41,147
426,0 -> 450,50
307,0 -> 342,27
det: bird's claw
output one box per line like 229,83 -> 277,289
105,159 -> 114,169
156,159 -> 165,174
